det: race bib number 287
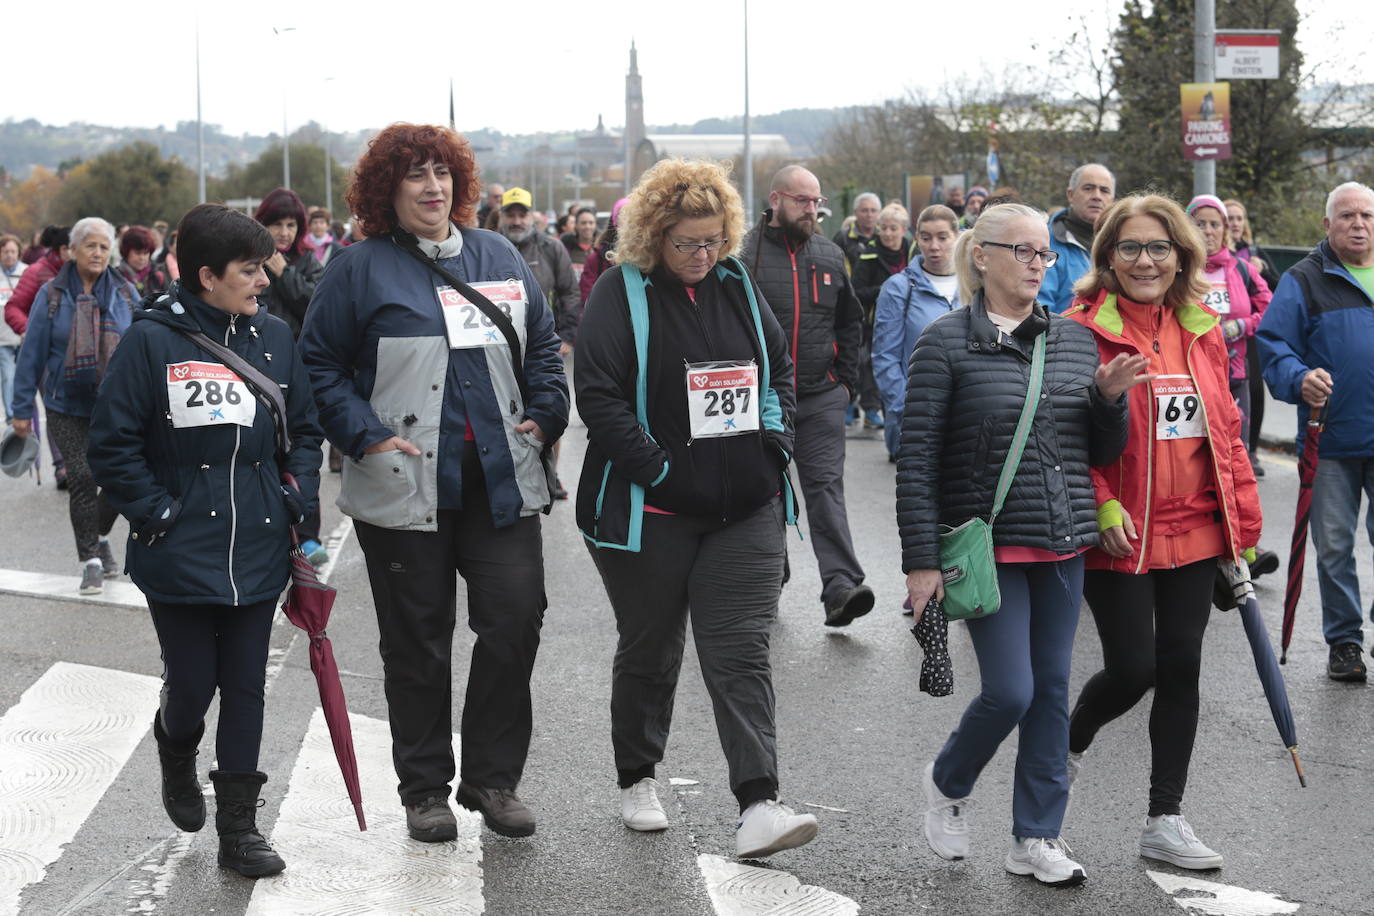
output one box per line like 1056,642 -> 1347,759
685,360 -> 760,440
166,361 -> 256,429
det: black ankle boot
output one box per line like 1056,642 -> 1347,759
153,713 -> 205,832
209,770 -> 286,877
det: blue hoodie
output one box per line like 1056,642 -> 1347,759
872,255 -> 961,417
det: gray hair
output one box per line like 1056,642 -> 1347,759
1068,163 -> 1115,193
1326,181 -> 1374,220
952,202 -> 1047,304
70,216 -> 116,250
853,192 -> 880,213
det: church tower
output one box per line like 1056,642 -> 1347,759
624,42 -> 646,191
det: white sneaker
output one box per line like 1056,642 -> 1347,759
735,799 -> 818,858
1140,814 -> 1223,869
1005,836 -> 1087,886
923,760 -> 972,861
620,778 -> 669,832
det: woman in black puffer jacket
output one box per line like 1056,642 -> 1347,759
898,202 -> 1145,885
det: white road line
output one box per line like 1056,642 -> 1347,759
0,568 -> 146,609
245,710 -> 483,916
1148,870 -> 1300,914
0,662 -> 162,916
698,854 -> 859,916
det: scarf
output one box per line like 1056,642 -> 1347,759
310,233 -> 335,262
415,223 -> 464,260
63,272 -> 123,391
1061,210 -> 1097,250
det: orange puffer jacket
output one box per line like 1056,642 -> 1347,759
1065,290 -> 1262,574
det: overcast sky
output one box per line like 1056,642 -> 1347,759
8,1 -> 1370,138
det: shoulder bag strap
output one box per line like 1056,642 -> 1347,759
988,330 -> 1045,525
169,326 -> 292,461
391,231 -> 530,404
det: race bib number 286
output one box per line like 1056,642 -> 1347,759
166,361 -> 256,429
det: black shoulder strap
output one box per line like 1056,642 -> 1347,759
169,325 -> 292,461
391,230 -> 530,403
1240,257 -> 1259,298
46,275 -> 66,319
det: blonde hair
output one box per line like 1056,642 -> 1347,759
877,202 -> 910,229
916,204 -> 959,232
615,159 -> 745,273
1222,198 -> 1253,246
1073,194 -> 1209,310
952,202 -> 1046,305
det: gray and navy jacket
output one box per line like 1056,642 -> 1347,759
741,213 -> 863,396
298,230 -> 568,531
574,259 -> 796,549
88,285 -> 324,605
1258,240 -> 1374,458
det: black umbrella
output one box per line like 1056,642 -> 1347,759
1216,560 -> 1307,787
907,596 -> 953,697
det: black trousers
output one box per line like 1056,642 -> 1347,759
354,448 -> 546,805
46,410 -> 116,562
148,597 -> 276,772
1068,558 -> 1217,817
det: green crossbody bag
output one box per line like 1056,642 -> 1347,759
939,330 -> 1045,620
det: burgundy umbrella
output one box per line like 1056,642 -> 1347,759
280,474 -> 366,830
1280,406 -> 1325,665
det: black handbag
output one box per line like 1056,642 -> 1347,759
391,230 -> 559,510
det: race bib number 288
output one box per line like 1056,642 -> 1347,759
166,361 -> 256,429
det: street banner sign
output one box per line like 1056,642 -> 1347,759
1181,82 -> 1232,162
1215,31 -> 1280,80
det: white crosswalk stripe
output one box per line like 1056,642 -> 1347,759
0,662 -> 162,916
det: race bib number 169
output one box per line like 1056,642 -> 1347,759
166,361 -> 257,429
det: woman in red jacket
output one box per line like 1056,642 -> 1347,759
1063,194 -> 1262,872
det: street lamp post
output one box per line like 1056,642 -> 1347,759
742,0 -> 753,223
195,15 -> 205,203
273,26 -> 296,189
323,77 -> 336,214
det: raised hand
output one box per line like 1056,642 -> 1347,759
1095,352 -> 1155,401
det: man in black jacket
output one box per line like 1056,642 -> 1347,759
742,165 -> 872,626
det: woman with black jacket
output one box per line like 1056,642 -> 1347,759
898,202 -> 1145,886
88,204 -> 324,879
576,159 -> 817,860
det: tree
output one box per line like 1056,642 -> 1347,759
208,142 -> 346,213
0,167 -> 64,239
51,142 -> 197,227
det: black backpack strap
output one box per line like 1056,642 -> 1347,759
169,326 -> 292,462
45,275 -> 66,320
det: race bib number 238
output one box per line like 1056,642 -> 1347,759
166,361 -> 256,429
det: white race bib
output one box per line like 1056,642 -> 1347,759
685,361 -> 760,440
1154,374 -> 1207,440
1202,281 -> 1231,315
438,280 -> 527,350
166,361 -> 256,429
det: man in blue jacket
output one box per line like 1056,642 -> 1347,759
1258,181 -> 1374,683
1040,164 -> 1115,313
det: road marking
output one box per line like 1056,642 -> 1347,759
0,662 -> 162,916
245,710 -> 482,915
1148,870 -> 1300,914
0,568 -> 146,609
698,854 -> 859,915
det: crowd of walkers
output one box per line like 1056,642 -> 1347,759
2,120 -> 1371,890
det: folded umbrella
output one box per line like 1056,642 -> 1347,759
1281,406 -> 1324,664
280,473 -> 366,830
1216,559 -> 1307,787
907,596 -> 953,697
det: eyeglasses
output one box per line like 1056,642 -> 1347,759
670,238 -> 729,254
1113,240 -> 1175,262
982,241 -> 1059,266
777,190 -> 828,209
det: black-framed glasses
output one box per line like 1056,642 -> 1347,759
777,190 -> 829,209
670,237 -> 729,254
1113,239 -> 1175,262
982,241 -> 1059,266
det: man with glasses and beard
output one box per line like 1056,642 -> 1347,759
742,165 -> 871,627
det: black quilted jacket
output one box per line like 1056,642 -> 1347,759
895,293 -> 1129,572
740,214 -> 863,395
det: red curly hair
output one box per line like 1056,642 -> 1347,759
346,123 -> 481,237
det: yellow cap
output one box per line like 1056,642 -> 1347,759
501,187 -> 533,210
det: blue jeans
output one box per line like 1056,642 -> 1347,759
1310,456 -> 1374,647
884,408 -> 902,459
932,557 -> 1083,838
0,345 -> 16,421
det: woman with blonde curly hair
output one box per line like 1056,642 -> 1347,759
575,158 -> 817,858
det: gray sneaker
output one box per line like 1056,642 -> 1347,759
79,562 -> 103,595
98,540 -> 121,577
405,796 -> 458,843
1140,814 -> 1223,870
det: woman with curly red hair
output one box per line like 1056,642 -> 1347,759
299,123 -> 567,843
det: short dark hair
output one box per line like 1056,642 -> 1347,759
39,225 -> 70,249
575,207 -> 596,220
177,204 -> 274,294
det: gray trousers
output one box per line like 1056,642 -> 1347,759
794,384 -> 865,603
588,498 -> 784,809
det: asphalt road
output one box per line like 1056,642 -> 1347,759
2,402 -> 1372,916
